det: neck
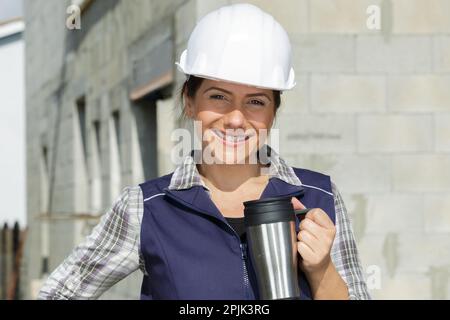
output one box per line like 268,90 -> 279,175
197,162 -> 269,192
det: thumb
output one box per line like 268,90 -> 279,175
291,197 -> 306,211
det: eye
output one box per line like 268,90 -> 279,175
249,99 -> 265,106
210,94 -> 226,100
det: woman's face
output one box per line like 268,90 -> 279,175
184,78 -> 276,164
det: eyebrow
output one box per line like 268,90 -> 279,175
204,86 -> 272,101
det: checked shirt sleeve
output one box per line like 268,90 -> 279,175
37,186 -> 146,300
330,182 -> 371,300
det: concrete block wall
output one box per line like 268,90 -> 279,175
247,0 -> 450,299
24,0 -> 450,299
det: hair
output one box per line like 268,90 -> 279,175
177,75 -> 282,125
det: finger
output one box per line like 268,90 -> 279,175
305,208 -> 334,229
297,229 -> 320,252
299,218 -> 327,241
297,241 -> 315,261
291,197 -> 306,210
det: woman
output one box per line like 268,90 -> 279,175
38,3 -> 370,300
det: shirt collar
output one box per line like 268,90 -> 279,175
167,145 -> 302,191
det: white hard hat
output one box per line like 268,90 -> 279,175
175,3 -> 296,91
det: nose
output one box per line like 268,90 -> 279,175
223,109 -> 246,129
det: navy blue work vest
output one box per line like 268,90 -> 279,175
139,167 -> 336,300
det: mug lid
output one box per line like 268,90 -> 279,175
243,196 -> 295,226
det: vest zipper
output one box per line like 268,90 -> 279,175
221,218 -> 252,300
240,242 -> 251,299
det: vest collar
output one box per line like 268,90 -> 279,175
164,176 -> 305,223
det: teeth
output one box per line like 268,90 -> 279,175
213,130 -> 247,142
225,135 -> 245,142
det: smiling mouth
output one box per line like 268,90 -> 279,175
211,129 -> 253,146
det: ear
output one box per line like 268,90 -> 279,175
183,91 -> 194,119
268,116 -> 275,129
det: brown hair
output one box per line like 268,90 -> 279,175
178,75 -> 281,124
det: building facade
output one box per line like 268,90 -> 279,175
24,0 -> 450,299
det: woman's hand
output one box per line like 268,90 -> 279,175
291,197 -> 349,299
291,198 -> 336,275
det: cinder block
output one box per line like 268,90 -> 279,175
356,35 -> 432,73
393,155 -> 450,192
371,272 -> 431,299
424,194 -> 450,234
280,153 -> 311,169
338,193 -> 367,242
278,114 -> 356,154
354,234 -> 410,299
389,75 -> 450,112
311,75 -> 385,113
357,115 -> 434,153
292,35 -> 355,73
308,154 -> 391,193
277,75 -> 309,115
433,36 -> 450,73
436,113 -> 450,152
428,265 -> 450,300
396,234 -> 450,275
357,235 -> 394,299
364,194 -> 424,235
310,0 -> 383,34
231,0 -> 308,36
356,234 -> 386,277
392,0 -> 450,34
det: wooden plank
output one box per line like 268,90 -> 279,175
7,224 -> 26,300
129,71 -> 173,101
0,224 -> 5,299
4,225 -> 13,299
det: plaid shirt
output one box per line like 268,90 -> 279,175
38,147 -> 371,300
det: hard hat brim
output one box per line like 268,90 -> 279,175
175,62 -> 296,91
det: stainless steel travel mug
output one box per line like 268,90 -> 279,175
243,196 -> 300,300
